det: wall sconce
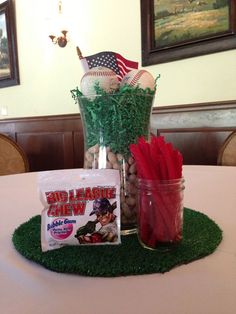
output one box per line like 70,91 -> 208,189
49,30 -> 68,48
49,1 -> 68,48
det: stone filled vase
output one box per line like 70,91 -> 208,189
73,91 -> 155,234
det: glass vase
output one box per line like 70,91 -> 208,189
74,92 -> 155,234
137,178 -> 185,250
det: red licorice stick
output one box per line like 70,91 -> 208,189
151,138 -> 181,241
139,190 -> 159,247
130,141 -> 153,179
155,192 -> 178,242
138,196 -> 150,245
142,191 -> 181,247
129,147 -> 146,178
151,143 -> 168,179
132,141 -> 174,244
143,192 -> 165,247
130,135 -> 183,247
155,178 -> 183,242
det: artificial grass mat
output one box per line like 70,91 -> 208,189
12,207 -> 222,277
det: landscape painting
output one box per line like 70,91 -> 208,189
0,10 -> 10,79
140,0 -> 236,65
0,0 -> 19,88
154,0 -> 230,48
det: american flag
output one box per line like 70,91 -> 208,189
78,50 -> 138,81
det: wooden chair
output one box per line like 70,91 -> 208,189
0,133 -> 29,175
217,131 -> 236,166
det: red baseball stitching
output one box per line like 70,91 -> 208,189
129,70 -> 146,86
83,70 -> 115,78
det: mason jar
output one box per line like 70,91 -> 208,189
137,178 -> 185,250
73,91 -> 155,234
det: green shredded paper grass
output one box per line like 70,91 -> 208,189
12,208 -> 222,277
71,85 -> 155,157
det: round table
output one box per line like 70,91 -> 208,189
1,166 -> 236,314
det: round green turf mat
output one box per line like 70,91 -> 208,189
12,208 -> 222,277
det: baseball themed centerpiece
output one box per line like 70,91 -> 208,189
11,43 -> 223,275
12,47 -> 223,275
71,48 -> 159,233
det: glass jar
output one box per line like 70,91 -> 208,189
137,178 -> 185,250
74,92 -> 155,234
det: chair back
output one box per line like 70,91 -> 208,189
0,133 -> 29,175
217,131 -> 236,166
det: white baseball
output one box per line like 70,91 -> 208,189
121,69 -> 155,91
80,67 -> 120,97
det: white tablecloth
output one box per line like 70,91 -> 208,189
1,166 -> 236,314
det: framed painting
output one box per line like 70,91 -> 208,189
0,0 -> 19,88
141,0 -> 236,65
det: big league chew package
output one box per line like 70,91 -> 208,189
39,169 -> 121,252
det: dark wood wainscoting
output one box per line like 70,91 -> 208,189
0,100 -> 236,171
0,115 -> 84,171
151,100 -> 236,165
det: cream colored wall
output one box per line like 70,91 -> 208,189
0,0 -> 236,119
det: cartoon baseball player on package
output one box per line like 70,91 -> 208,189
74,198 -> 118,244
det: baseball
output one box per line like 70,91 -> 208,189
80,67 -> 120,96
121,69 -> 155,91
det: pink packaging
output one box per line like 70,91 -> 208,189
39,169 -> 121,252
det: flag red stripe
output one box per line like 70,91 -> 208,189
115,53 -> 138,80
115,53 -> 138,69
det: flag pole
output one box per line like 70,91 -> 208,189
76,46 -> 89,72
76,46 -> 83,59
